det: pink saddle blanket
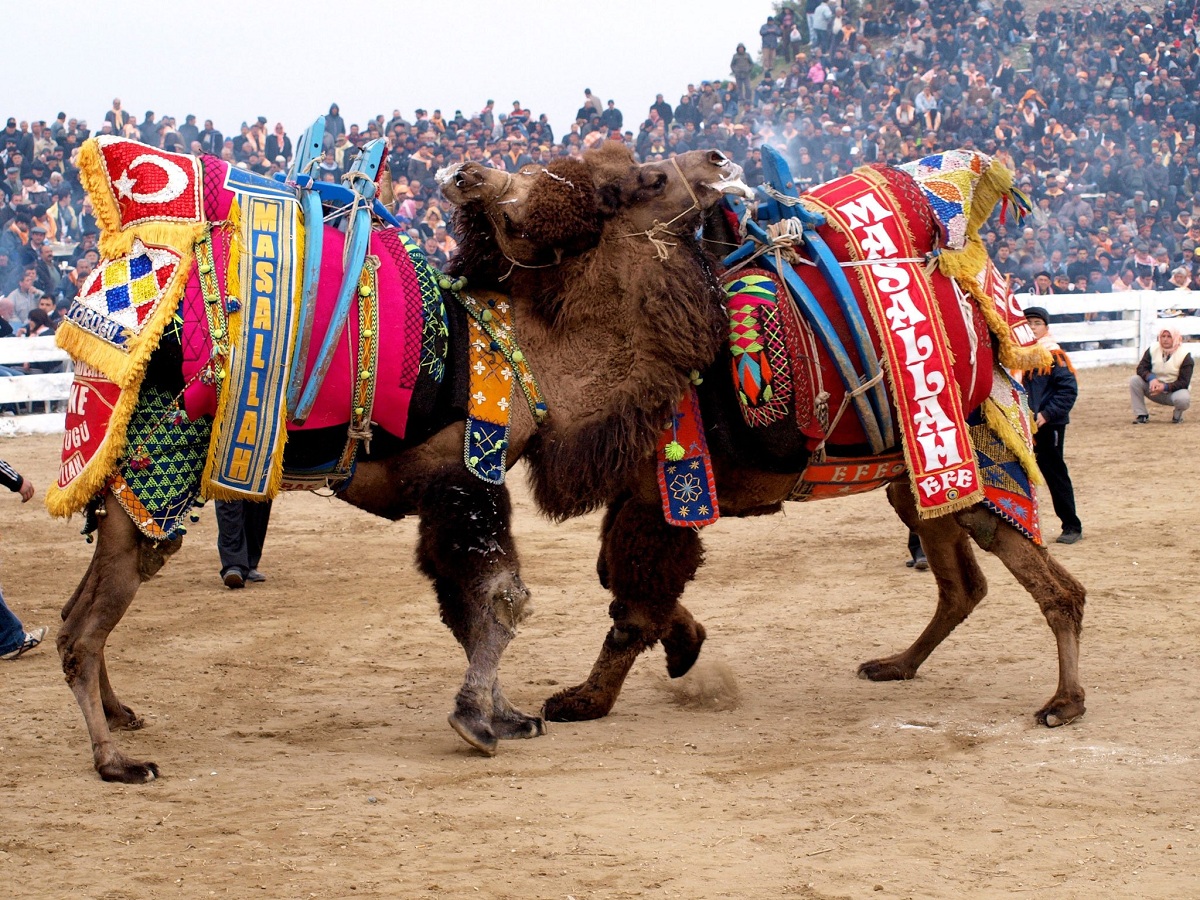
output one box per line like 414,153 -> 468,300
180,156 -> 424,437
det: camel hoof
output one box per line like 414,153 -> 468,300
542,686 -> 614,722
107,705 -> 144,731
664,621 -> 706,679
857,658 -> 917,682
1036,699 -> 1085,728
448,712 -> 498,756
493,713 -> 547,740
98,759 -> 160,784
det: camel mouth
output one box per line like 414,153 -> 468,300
434,163 -> 462,187
704,159 -> 755,201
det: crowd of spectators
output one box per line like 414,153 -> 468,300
4,0 -> 1200,316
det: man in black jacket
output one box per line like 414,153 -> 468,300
1021,307 -> 1083,544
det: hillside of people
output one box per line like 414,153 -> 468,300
4,0 -> 1200,323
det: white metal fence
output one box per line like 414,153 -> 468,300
0,293 -> 1192,436
0,335 -> 71,436
1016,290 -> 1200,369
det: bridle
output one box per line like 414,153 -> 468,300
476,166 -> 565,280
618,155 -> 706,261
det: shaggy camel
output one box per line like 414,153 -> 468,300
438,154 -> 1088,732
59,145 -> 752,781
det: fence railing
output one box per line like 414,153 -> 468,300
1013,290 -> 1199,369
0,293 -> 1192,435
0,335 -> 71,436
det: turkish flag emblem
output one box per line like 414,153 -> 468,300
96,136 -> 203,228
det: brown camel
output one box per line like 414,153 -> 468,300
58,145 -> 752,781
438,154 -> 1088,732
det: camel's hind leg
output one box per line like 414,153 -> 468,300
543,497 -> 705,722
955,506 -> 1086,726
858,482 -> 989,682
58,496 -> 181,782
416,471 -> 543,756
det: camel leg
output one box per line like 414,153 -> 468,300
858,483 -> 989,681
58,495 -> 181,782
955,506 -> 1087,726
544,498 -> 705,722
416,471 -> 543,756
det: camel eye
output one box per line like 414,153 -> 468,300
644,171 -> 667,191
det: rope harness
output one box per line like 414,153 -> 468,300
620,156 -> 703,260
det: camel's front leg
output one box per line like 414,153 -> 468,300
417,471 -> 543,755
544,497 -> 705,722
58,495 -> 181,783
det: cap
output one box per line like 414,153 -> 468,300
1023,306 -> 1050,323
30,226 -> 47,235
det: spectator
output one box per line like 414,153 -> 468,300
103,98 -> 132,134
323,103 -> 346,150
731,44 -> 755,104
0,461 -> 44,660
760,15 -> 782,72
215,499 -> 272,589
1130,326 -> 1192,424
2,267 -> 40,325
1020,306 -> 1083,544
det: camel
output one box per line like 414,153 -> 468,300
438,153 -> 1088,733
57,143 -> 753,781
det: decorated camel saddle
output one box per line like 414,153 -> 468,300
700,147 -> 1048,542
47,133 -> 462,539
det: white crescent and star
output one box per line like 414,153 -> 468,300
112,154 -> 189,204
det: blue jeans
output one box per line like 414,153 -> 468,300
0,587 -> 26,655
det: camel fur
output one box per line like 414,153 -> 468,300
59,146 -> 749,782
441,151 -> 1088,732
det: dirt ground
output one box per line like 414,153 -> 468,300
2,364 -> 1198,899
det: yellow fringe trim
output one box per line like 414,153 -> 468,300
44,376 -> 143,519
54,248 -> 194,391
959,275 -> 1051,372
200,199 -> 244,501
930,158 -> 1050,373
198,197 -> 296,502
981,395 -> 1043,486
76,138 -> 207,258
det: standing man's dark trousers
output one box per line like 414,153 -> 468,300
216,499 -> 273,588
1033,424 -> 1082,538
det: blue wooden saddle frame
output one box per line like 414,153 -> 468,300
278,118 -> 405,424
722,148 -> 895,454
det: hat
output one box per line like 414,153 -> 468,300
30,226 -> 47,235
1023,306 -> 1050,323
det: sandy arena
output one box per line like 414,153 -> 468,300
2,364 -> 1198,899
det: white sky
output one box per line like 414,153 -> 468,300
7,0 -> 772,140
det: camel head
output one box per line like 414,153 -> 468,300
438,156 -> 603,267
592,145 -> 755,239
438,144 -> 753,270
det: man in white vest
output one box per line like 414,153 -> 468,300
1130,326 -> 1193,424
